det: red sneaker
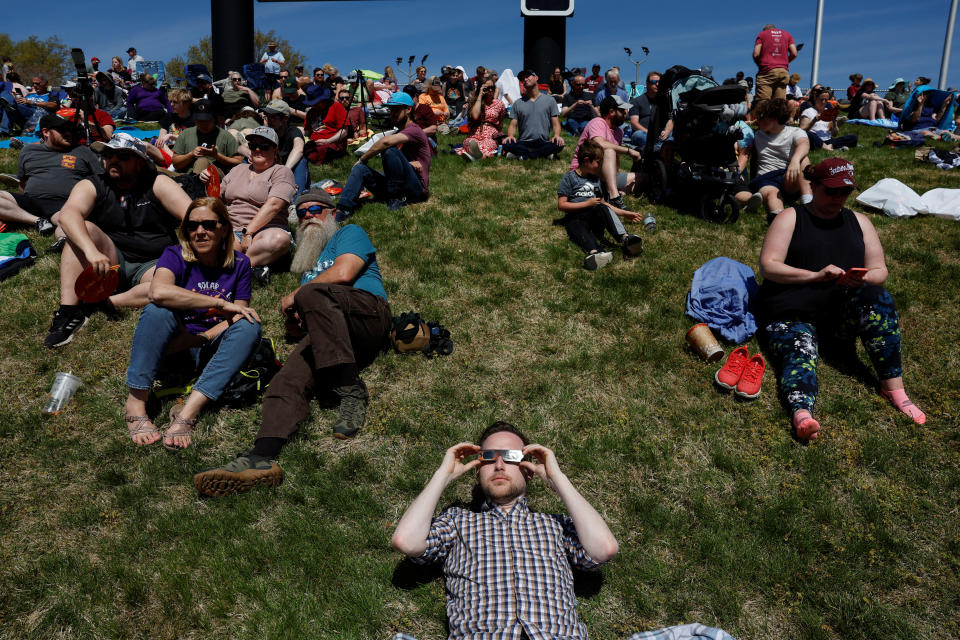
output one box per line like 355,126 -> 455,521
715,346 -> 750,390
735,354 -> 766,399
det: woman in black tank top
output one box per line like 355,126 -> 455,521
755,158 -> 926,441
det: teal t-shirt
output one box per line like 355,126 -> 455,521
299,224 -> 387,301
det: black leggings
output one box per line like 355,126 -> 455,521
561,205 -> 625,253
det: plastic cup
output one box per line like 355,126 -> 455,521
41,372 -> 83,416
686,323 -> 723,362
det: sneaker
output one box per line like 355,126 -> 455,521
504,151 -> 518,159
252,265 -> 270,286
47,236 -> 66,254
193,454 -> 284,497
43,307 -> 88,348
386,197 -> 407,211
34,217 -> 55,236
332,384 -> 368,439
621,234 -> 643,258
463,138 -> 482,162
0,173 -> 19,188
9,137 -> 23,150
735,354 -> 766,399
583,251 -> 614,271
715,346 -> 750,390
608,194 -> 625,209
745,192 -> 763,214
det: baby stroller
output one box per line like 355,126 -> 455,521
638,65 -> 749,224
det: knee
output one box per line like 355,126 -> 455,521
258,229 -> 291,256
294,281 -> 335,309
228,317 -> 262,342
137,302 -> 177,328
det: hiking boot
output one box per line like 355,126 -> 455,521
34,217 -> 55,236
252,265 -> 270,286
332,383 -> 368,439
583,251 -> 613,271
715,346 -> 750,390
735,354 -> 766,399
386,197 -> 408,211
608,194 -> 625,209
621,234 -> 643,258
44,307 -> 88,348
193,454 -> 284,497
745,192 -> 763,214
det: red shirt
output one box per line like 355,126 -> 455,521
305,101 -> 348,144
755,29 -> 795,72
56,107 -> 115,144
584,74 -> 603,93
847,84 -> 861,100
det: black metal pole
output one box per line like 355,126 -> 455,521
523,16 -> 565,79
211,0 -> 254,79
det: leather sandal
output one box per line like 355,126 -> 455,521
126,414 -> 161,446
163,404 -> 197,451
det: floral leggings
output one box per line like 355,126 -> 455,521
762,285 -> 903,414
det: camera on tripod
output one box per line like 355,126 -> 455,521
70,47 -> 94,99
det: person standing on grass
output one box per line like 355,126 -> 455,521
755,158 -> 926,442
753,23 -> 797,101
389,421 -> 618,640
193,189 -> 391,496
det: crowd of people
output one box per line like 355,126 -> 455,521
0,25 -> 941,638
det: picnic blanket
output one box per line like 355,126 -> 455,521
856,178 -> 960,220
629,623 -> 737,640
0,126 -> 161,149
846,117 -> 900,128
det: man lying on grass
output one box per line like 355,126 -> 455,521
194,188 -> 392,496
390,421 -> 619,640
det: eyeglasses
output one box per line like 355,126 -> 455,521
248,142 -> 274,151
185,219 -> 221,232
297,205 -> 329,218
338,95 -> 351,101
648,79 -> 659,85
479,449 -> 525,463
823,186 -> 854,197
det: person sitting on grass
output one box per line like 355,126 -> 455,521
560,74 -> 598,137
556,140 -> 644,271
170,100 -> 242,177
336,92 -> 431,215
501,69 -> 565,160
456,77 -> 506,161
124,197 -> 261,449
302,86 -> 349,166
847,79 -> 899,120
125,74 -> 171,122
192,189 -> 392,496
221,126 -> 296,286
44,133 -> 191,347
0,114 -> 101,237
799,87 -> 859,151
746,98 -> 811,222
901,87 -> 956,137
389,421 -> 618,640
755,158 -> 926,442
154,88 -> 194,152
570,95 -> 641,210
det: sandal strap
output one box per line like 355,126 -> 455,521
124,414 -> 159,436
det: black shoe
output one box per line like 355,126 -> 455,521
386,197 -> 407,211
332,383 -> 368,439
43,307 -> 88,348
194,453 -> 284,497
34,217 -> 55,236
608,194 -> 625,209
252,265 -> 270,286
47,237 -> 66,254
621,233 -> 643,258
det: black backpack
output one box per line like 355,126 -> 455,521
218,336 -> 283,407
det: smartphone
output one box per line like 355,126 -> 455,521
14,88 -> 23,96
838,267 -> 868,285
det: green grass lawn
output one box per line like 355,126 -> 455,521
0,123 -> 958,640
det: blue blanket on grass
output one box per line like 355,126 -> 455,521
0,126 -> 160,149
846,117 -> 900,129
686,256 -> 759,344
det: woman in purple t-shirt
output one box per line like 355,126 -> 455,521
124,197 -> 261,450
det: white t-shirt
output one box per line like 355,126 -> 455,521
755,125 -> 806,175
260,50 -> 285,74
127,54 -> 145,76
801,107 -> 831,139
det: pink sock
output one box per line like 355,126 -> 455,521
792,410 -> 821,440
881,389 -> 926,425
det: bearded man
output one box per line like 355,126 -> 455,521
194,188 -> 392,497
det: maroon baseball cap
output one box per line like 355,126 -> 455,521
811,158 -> 858,189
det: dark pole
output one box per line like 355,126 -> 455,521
523,16 -> 565,79
211,0 -> 254,79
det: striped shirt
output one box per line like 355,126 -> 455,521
412,497 -> 604,640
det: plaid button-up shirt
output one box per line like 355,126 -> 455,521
411,496 -> 604,640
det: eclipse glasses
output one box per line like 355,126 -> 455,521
479,449 -> 525,463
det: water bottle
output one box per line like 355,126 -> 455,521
643,214 -> 657,232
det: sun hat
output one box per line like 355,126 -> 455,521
90,132 -> 154,164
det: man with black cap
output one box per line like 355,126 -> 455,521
43,132 -> 191,347
0,114 -> 101,236
171,99 -> 242,176
336,91 -> 431,214
193,187 -> 391,496
501,69 -> 565,160
569,95 -> 640,209
191,73 -> 224,120
126,47 -> 145,80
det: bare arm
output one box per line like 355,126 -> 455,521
504,117 -> 518,143
852,213 -> 888,286
551,115 -> 564,146
278,252 -> 366,318
153,174 -> 191,221
242,195 -> 288,238
284,136 -> 305,170
148,267 -> 260,325
391,442 -> 481,557
590,135 -> 639,160
357,131 -> 410,164
558,194 -> 604,213
752,43 -> 763,65
58,180 -> 105,270
788,43 -> 798,62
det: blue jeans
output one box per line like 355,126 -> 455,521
0,90 -> 29,134
125,303 -> 261,401
564,118 -> 589,136
337,147 -> 426,212
292,156 -> 309,197
500,138 -> 563,159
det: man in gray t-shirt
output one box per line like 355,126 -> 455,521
501,69 -> 565,160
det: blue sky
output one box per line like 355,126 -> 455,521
5,0 -> 960,90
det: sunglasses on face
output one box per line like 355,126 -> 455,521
479,449 -> 525,463
824,186 -> 854,197
185,219 -> 221,232
338,95 -> 351,101
297,205 -> 329,218
248,142 -> 274,151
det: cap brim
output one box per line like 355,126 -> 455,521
821,176 -> 858,189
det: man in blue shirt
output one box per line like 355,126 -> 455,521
593,69 -> 629,105
194,188 -> 392,497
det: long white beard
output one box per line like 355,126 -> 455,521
291,215 -> 340,274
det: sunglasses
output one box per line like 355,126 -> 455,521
824,186 -> 854,197
248,142 -> 274,151
479,449 -> 525,463
338,95 -> 351,101
185,219 -> 221,232
648,79 -> 659,85
297,205 -> 330,218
